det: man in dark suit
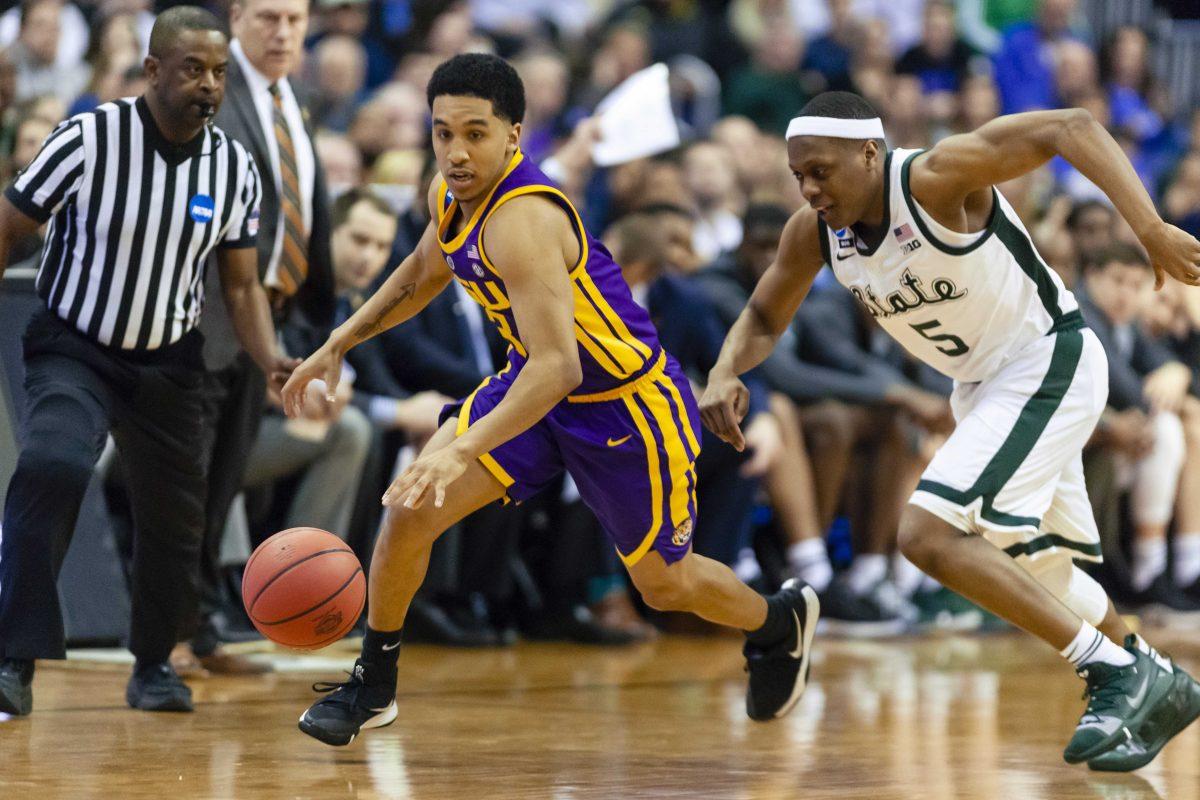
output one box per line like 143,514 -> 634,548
184,0 -> 337,675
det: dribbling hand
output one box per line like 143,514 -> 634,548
699,370 -> 750,451
382,445 -> 469,509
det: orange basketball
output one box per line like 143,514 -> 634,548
241,527 -> 366,650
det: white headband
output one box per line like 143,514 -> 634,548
786,116 -> 886,140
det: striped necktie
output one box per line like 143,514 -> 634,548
267,82 -> 307,296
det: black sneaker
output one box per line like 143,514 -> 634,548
1063,644 -> 1175,763
818,576 -> 906,638
0,658 -> 34,716
744,579 -> 820,722
298,659 -> 398,746
126,662 -> 193,712
1087,642 -> 1200,772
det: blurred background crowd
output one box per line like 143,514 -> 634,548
3,0 -> 1200,673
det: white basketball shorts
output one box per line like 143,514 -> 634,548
910,326 -> 1109,566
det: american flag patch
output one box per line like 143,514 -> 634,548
467,244 -> 479,259
894,224 -> 914,242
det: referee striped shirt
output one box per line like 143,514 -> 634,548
5,96 -> 262,351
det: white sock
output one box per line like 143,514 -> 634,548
891,552 -> 926,598
1132,538 -> 1168,592
846,553 -> 888,595
1173,532 -> 1200,587
787,538 -> 832,593
1061,622 -> 1135,669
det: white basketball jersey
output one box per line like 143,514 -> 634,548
824,148 -> 1082,383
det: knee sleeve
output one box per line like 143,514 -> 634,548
1023,553 -> 1108,627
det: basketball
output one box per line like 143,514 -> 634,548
241,527 -> 366,650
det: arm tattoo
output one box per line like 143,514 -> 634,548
353,282 -> 417,339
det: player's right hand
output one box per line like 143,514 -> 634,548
700,370 -> 750,451
1142,222 -> 1200,290
281,343 -> 343,419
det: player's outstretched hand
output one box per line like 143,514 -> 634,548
700,369 -> 750,451
1142,222 -> 1200,290
383,445 -> 469,510
281,343 -> 343,419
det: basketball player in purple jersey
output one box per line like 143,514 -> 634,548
281,54 -> 819,746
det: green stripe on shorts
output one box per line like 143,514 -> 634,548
916,328 -> 1084,530
1002,533 -> 1103,560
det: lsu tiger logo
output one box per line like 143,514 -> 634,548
672,519 -> 694,546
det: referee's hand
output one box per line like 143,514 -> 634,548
281,343 -> 343,419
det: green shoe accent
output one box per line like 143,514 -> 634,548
1063,648 -> 1175,764
1087,664 -> 1200,772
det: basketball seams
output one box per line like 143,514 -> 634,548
249,560 -> 361,623
245,547 -> 355,611
242,527 -> 365,649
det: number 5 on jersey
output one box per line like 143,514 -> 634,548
910,319 -> 970,357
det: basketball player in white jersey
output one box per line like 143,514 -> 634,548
702,91 -> 1200,771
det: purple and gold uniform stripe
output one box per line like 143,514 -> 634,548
436,150 -> 663,396
434,150 -> 703,566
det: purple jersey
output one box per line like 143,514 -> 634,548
435,150 -> 664,397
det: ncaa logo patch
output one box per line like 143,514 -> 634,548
189,193 -> 215,224
247,208 -> 260,236
472,262 -> 485,277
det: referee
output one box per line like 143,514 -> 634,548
0,7 -> 292,716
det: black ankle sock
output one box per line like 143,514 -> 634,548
746,595 -> 793,646
361,627 -> 403,671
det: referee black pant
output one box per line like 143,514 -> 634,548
0,310 -> 206,664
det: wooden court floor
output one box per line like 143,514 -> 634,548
2,630 -> 1198,799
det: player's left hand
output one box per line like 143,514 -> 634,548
1142,222 -> 1200,290
382,445 -> 470,509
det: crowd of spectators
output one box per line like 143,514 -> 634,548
3,0 -> 1200,665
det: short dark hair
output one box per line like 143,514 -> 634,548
1065,199 -> 1115,230
148,6 -> 225,59
1084,241 -> 1151,273
796,91 -> 885,146
799,91 -> 880,121
426,53 -> 525,124
332,187 -> 396,229
743,203 -> 792,233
